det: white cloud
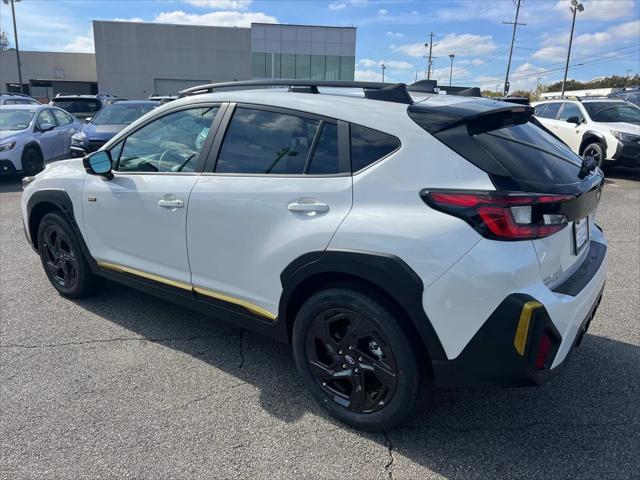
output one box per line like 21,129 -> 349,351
386,31 -> 404,38
430,66 -> 470,84
58,33 -> 95,53
392,33 -> 497,58
153,10 -> 277,27
550,0 -> 635,21
359,58 -> 414,70
532,19 -> 640,61
378,9 -> 388,15
329,2 -> 346,10
185,0 -> 252,9
355,69 -> 383,82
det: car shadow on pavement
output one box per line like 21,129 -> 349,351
604,166 -> 640,183
73,280 -> 640,479
0,177 -> 22,193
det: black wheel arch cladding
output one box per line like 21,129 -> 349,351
279,249 -> 448,361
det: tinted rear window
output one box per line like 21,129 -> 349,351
537,103 -> 561,119
350,124 -> 400,172
413,110 -> 585,190
51,99 -> 101,113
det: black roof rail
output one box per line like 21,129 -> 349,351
407,80 -> 482,98
178,79 -> 414,104
407,80 -> 437,93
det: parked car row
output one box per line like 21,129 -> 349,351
532,97 -> 640,169
0,92 -> 172,176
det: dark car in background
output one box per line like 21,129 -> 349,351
50,93 -> 121,122
607,88 -> 640,107
70,100 -> 158,157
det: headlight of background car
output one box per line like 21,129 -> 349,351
71,131 -> 87,145
611,130 -> 640,142
0,141 -> 16,152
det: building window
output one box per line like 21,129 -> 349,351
311,55 -> 326,81
340,56 -> 355,81
325,56 -> 340,81
252,53 -> 266,79
281,54 -> 296,79
295,54 -> 311,79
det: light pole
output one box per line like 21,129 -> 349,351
2,0 -> 24,94
561,0 -> 584,97
448,54 -> 455,86
381,63 -> 386,82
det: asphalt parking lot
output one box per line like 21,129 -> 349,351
0,169 -> 638,480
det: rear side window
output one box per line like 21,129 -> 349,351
307,123 -> 339,174
350,124 -> 400,172
537,103 -> 561,119
51,99 -> 101,114
216,108 -> 320,174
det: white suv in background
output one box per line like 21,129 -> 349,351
22,80 -> 608,431
532,98 -> 640,169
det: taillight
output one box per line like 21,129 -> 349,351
421,189 -> 574,241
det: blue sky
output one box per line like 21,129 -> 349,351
1,0 -> 638,91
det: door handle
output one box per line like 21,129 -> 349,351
287,200 -> 329,215
157,199 -> 184,209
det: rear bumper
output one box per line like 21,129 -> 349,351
431,284 -> 604,387
428,234 -> 608,388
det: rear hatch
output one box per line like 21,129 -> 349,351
409,97 -> 604,289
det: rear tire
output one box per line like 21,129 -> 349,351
582,141 -> 606,170
37,212 -> 104,298
21,146 -> 44,177
292,287 -> 425,431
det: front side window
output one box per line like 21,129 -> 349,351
558,103 -> 583,122
116,106 -> 218,173
350,124 -> 400,172
37,109 -> 56,128
216,108 -> 320,174
52,109 -> 73,126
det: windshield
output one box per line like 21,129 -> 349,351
0,109 -> 36,131
51,99 -> 101,114
583,102 -> 640,123
92,103 -> 156,125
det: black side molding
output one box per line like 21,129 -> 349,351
553,241 -> 607,296
279,250 -> 448,361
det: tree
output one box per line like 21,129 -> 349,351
0,30 -> 10,51
543,74 -> 639,92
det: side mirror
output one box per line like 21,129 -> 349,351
38,122 -> 55,132
566,116 -> 581,125
83,150 -> 113,180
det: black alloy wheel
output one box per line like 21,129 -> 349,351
40,223 -> 79,289
582,142 -> 605,169
305,308 -> 399,413
22,147 -> 44,177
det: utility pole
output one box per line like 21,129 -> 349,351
381,63 -> 386,82
448,54 -> 455,86
561,0 -> 584,97
425,32 -> 438,80
3,0 -> 24,93
503,0 -> 526,96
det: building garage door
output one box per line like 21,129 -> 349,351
154,79 -> 210,96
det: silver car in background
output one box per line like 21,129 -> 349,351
0,104 -> 82,176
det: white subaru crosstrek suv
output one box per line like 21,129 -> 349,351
532,98 -> 640,169
21,80 -> 607,431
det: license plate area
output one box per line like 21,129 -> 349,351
573,217 -> 590,254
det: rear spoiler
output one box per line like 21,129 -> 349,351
408,101 -> 534,134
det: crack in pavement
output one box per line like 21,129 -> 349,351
383,430 -> 394,480
238,330 -> 246,370
0,334 -> 237,350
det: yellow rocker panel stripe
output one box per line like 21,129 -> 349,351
96,260 -> 277,321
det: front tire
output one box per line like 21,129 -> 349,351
582,141 -> 606,170
21,146 -> 44,177
292,287 -> 425,431
37,212 -> 104,298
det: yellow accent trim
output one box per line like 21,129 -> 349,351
96,261 -> 192,291
194,287 -> 277,321
514,301 -> 543,356
96,260 -> 277,321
